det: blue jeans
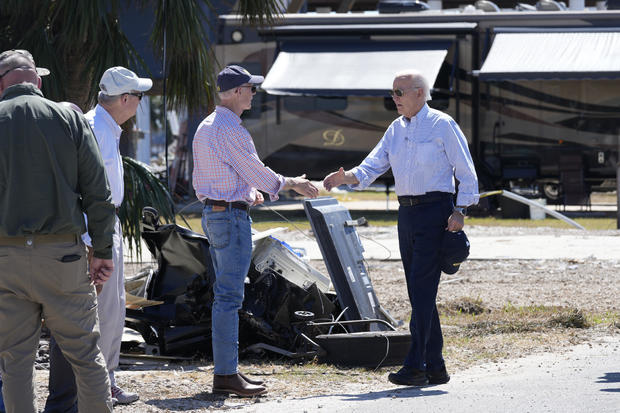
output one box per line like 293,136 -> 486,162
201,205 -> 252,375
398,197 -> 454,371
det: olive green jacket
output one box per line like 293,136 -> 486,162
0,83 -> 115,259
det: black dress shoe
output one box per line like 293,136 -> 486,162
427,367 -> 450,385
213,373 -> 267,397
239,371 -> 265,386
388,366 -> 429,386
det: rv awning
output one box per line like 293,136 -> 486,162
261,41 -> 450,96
476,30 -> 620,81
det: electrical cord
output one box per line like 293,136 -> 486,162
373,334 -> 390,371
261,204 -> 316,242
357,232 -> 392,261
175,199 -> 201,229
328,307 -> 349,335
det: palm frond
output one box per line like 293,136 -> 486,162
235,0 -> 284,27
121,156 -> 175,260
151,0 -> 216,110
81,15 -> 147,108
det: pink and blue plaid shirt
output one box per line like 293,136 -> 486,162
192,106 -> 285,204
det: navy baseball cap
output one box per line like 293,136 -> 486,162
216,65 -> 264,92
440,230 -> 470,275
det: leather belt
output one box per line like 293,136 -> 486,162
0,233 -> 77,247
398,192 -> 453,207
203,198 -> 250,213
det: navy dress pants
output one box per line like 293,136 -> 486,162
43,336 -> 78,413
398,196 -> 453,372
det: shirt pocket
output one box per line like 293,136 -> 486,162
414,139 -> 441,166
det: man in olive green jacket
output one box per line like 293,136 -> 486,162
0,49 -> 116,413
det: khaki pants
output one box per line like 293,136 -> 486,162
0,238 -> 113,413
97,217 -> 125,375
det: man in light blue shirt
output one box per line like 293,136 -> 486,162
324,70 -> 478,387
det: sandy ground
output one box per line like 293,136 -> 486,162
29,225 -> 620,412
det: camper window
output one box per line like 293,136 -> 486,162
284,96 -> 347,112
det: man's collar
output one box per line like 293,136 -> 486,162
0,82 -> 43,101
416,103 -> 430,118
95,104 -> 123,138
401,103 -> 429,124
215,105 -> 242,124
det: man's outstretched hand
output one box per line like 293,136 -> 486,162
323,167 -> 359,191
252,191 -> 265,206
284,174 -> 319,198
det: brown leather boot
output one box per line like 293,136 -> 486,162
239,371 -> 265,386
213,373 -> 267,397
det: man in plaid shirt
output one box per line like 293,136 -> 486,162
192,65 -> 319,397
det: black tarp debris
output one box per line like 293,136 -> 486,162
126,201 -> 410,367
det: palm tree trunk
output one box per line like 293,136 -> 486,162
63,52 -> 94,111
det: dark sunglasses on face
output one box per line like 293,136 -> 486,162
388,86 -> 420,97
239,85 -> 257,93
126,92 -> 144,100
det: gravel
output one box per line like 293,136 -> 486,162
31,225 -> 619,412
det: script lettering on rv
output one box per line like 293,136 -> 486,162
322,129 -> 345,146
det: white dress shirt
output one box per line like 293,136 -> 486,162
82,104 -> 123,247
351,103 -> 479,207
85,104 -> 124,207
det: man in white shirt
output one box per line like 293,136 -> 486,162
45,67 -> 151,411
324,70 -> 478,387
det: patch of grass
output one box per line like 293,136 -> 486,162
177,211 -> 615,233
441,302 -> 596,339
440,297 -> 488,315
549,308 -> 589,328
588,311 -> 620,328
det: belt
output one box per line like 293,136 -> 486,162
203,198 -> 250,213
0,233 -> 77,247
398,192 -> 453,207
116,207 -> 120,215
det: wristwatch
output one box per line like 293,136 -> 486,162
454,206 -> 467,216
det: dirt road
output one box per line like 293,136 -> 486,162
31,225 -> 620,412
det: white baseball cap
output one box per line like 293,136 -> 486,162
99,66 -> 152,96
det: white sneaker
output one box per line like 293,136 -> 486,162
111,384 -> 139,404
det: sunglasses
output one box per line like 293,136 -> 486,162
388,86 -> 420,97
239,85 -> 257,93
126,92 -> 144,100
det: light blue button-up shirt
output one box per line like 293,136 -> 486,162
351,104 -> 479,207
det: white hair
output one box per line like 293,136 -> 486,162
217,88 -> 236,101
97,91 -> 122,105
394,69 -> 432,101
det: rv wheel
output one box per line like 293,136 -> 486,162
543,183 -> 560,202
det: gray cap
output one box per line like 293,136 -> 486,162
0,49 -> 50,77
99,66 -> 152,96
